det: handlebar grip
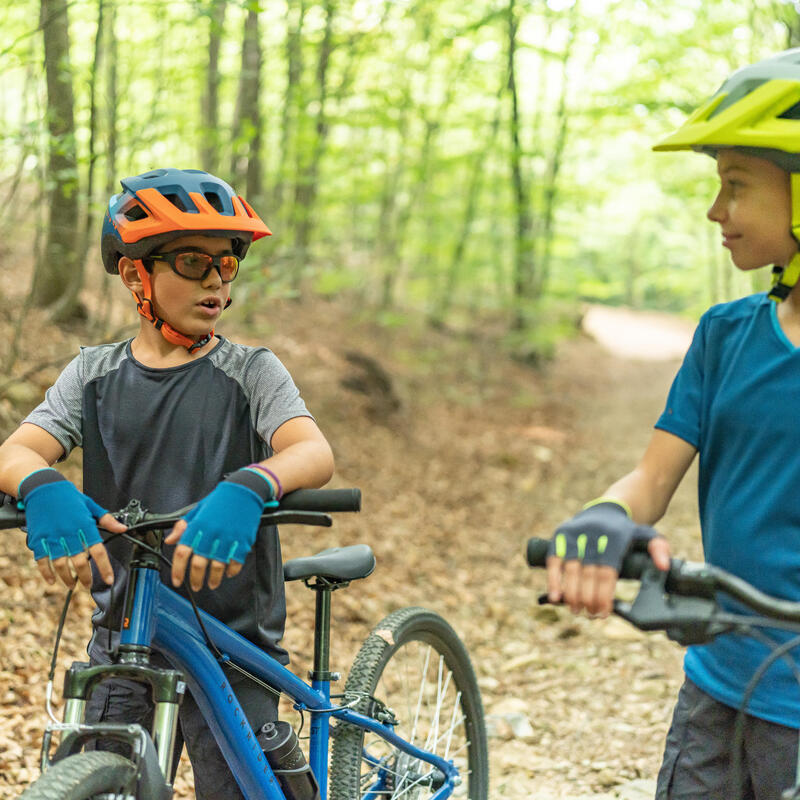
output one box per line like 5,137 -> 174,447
0,494 -> 25,530
526,536 -> 653,580
526,537 -> 550,568
278,488 -> 361,513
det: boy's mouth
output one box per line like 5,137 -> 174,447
722,233 -> 740,248
198,296 -> 222,309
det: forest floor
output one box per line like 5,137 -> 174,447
0,289 -> 701,799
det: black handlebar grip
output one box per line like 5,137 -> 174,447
526,536 -> 653,580
0,499 -> 26,530
526,537 -> 550,568
278,488 -> 361,513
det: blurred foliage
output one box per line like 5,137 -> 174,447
0,0 -> 797,351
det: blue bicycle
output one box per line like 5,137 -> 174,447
1,490 -> 488,800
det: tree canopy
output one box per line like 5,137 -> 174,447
1,0 -> 797,351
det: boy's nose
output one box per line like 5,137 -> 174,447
202,265 -> 224,287
707,192 -> 726,223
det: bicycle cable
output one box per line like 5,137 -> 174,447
100,529 -> 282,701
45,587 -> 74,724
730,629 -> 800,800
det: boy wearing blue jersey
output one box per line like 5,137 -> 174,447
0,168 -> 334,799
546,51 -> 800,800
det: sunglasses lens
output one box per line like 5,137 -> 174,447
219,255 -> 239,281
175,252 -> 213,278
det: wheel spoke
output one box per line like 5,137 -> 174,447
329,609 -> 487,800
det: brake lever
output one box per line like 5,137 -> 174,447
614,564 -> 727,646
537,566 -> 728,646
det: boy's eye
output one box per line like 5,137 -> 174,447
181,253 -> 207,269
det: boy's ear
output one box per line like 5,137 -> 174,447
118,256 -> 143,294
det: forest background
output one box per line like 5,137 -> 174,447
2,2 -> 800,798
3,0 -> 800,361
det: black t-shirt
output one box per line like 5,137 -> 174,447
25,337 -> 312,663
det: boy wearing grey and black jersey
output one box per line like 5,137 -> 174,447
25,337 -> 308,660
0,168 -> 335,799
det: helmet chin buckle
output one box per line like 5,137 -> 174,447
768,255 -> 800,302
131,259 -> 221,352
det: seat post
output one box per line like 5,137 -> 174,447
311,579 -> 336,682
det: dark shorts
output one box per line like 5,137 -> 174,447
656,678 -> 799,800
84,646 -> 278,800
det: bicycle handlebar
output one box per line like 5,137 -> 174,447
0,488 -> 361,532
527,535 -> 800,627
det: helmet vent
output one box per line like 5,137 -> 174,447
163,193 -> 188,212
204,191 -> 224,213
123,203 -> 148,222
779,101 -> 800,120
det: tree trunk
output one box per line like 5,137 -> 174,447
104,0 -> 118,194
533,0 -> 579,298
377,102 -> 410,309
292,0 -> 335,276
432,86 -> 503,323
273,0 -> 306,218
32,0 -> 81,318
231,6 -> 263,203
506,0 -> 535,328
200,0 -> 227,174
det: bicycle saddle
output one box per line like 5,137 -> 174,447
283,544 -> 376,583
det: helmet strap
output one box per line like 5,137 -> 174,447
768,173 -> 800,302
130,260 -> 216,353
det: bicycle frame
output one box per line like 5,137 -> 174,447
61,558 -> 461,800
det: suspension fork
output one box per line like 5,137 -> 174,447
59,551 -> 185,780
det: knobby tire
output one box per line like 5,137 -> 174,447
329,606 -> 489,799
18,752 -> 137,800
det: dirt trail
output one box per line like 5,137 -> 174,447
0,299 -> 701,799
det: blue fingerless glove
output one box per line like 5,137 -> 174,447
179,467 -> 279,563
548,498 -> 659,571
19,469 -> 107,561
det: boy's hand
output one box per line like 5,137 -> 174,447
19,469 -> 124,589
545,499 -> 668,617
167,467 -> 277,591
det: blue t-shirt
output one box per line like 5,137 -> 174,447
656,292 -> 800,727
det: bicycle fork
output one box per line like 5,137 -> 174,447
49,552 -> 184,795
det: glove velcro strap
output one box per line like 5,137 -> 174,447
582,496 -> 632,518
225,468 -> 275,505
18,468 -> 66,502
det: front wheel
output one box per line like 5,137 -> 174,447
329,607 -> 489,799
18,752 -> 137,800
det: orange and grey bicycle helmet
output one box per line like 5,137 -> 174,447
653,48 -> 800,300
101,168 -> 271,350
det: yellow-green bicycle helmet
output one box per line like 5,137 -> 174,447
654,48 -> 800,301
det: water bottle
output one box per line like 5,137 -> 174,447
257,721 -> 320,800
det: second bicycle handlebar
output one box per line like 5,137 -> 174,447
527,535 -> 800,625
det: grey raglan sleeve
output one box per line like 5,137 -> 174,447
243,349 -> 313,447
23,352 -> 84,458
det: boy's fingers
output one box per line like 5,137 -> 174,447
207,560 -> 226,590
70,551 -> 93,589
592,566 -> 618,617
165,519 -> 187,545
563,560 -> 582,613
171,544 -> 192,586
35,556 -> 56,585
51,556 -> 77,589
97,512 -> 128,533
226,561 -> 243,579
649,536 -> 672,571
580,564 -> 598,613
89,542 -> 114,585
189,555 -> 209,592
545,555 -> 563,603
